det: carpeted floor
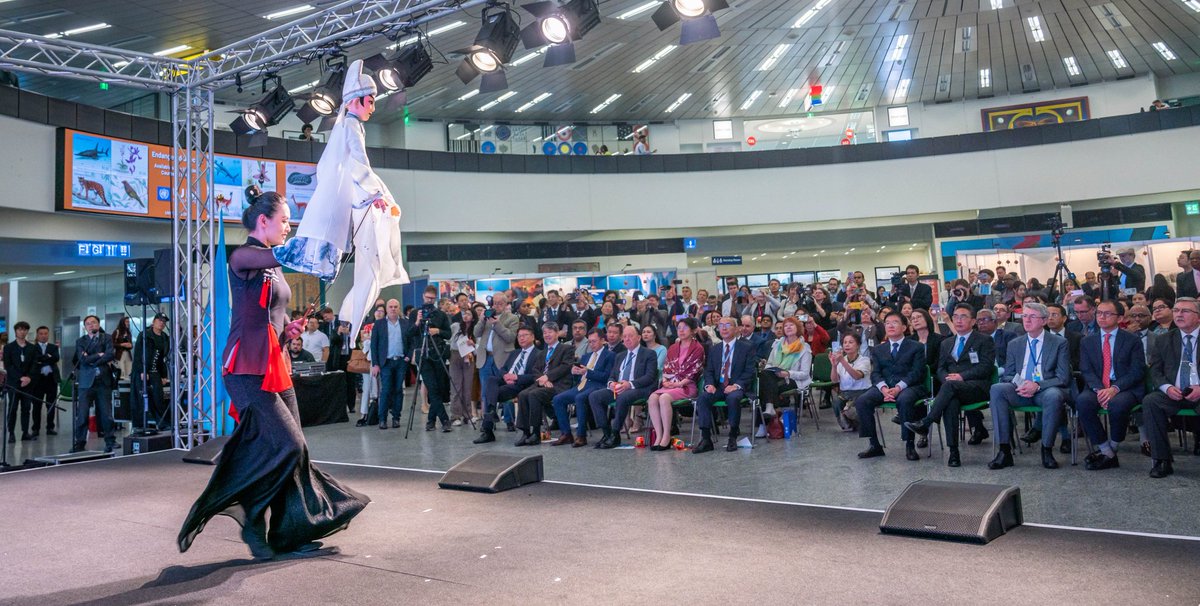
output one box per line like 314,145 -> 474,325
1,451 -> 1197,605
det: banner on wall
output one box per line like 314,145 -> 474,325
57,128 -> 316,224
980,97 -> 1089,132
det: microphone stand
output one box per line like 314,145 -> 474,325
0,381 -> 69,471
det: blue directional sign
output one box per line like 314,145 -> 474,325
683,238 -> 697,250
711,256 -> 742,265
77,241 -> 131,258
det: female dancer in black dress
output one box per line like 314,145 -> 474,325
178,186 -> 369,559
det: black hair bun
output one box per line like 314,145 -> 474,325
245,184 -> 263,203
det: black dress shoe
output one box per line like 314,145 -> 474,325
31,431 -> 39,438
594,434 -> 611,449
1083,450 -> 1102,465
598,436 -> 618,450
1041,446 -> 1059,469
967,428 -> 989,446
473,432 -> 495,444
425,422 -> 436,432
916,436 -> 928,449
691,438 -> 714,453
903,420 -> 929,436
1060,441 -> 1072,455
1019,427 -> 1041,445
987,451 -> 1014,470
1085,453 -> 1119,470
46,429 -> 57,436
905,443 -> 920,461
725,436 -> 738,452
857,444 -> 885,459
20,433 -> 32,441
1149,459 -> 1174,478
441,426 -> 453,433
890,415 -> 902,426
650,444 -> 667,451
947,448 -> 961,467
506,422 -> 516,432
525,434 -> 541,446
355,418 -> 368,427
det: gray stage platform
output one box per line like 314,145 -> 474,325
0,451 -> 1197,605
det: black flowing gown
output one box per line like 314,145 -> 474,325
177,238 -> 369,555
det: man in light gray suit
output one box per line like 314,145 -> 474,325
475,291 -> 520,432
987,302 -> 1071,470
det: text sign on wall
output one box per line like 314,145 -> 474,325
711,255 -> 742,265
76,241 -> 131,258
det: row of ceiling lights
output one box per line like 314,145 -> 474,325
688,243 -> 924,263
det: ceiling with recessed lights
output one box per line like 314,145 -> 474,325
1,0 -> 1197,125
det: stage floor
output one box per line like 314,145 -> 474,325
0,451 -> 1197,605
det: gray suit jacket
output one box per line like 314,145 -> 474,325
74,332 -> 115,390
474,310 -> 519,369
1001,331 -> 1070,390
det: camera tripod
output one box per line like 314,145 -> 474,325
405,308 -> 454,438
1049,216 -> 1077,304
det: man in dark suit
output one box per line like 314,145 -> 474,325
1076,300 -> 1146,471
370,299 -> 414,430
571,293 -> 596,331
1142,297 -> 1200,478
474,326 -> 544,444
854,312 -> 930,461
31,326 -> 60,437
410,286 -> 454,432
551,329 -> 613,447
589,325 -> 658,449
72,315 -> 115,453
1044,303 -> 1084,452
974,308 -> 1012,445
1106,247 -> 1146,300
4,321 -> 38,443
987,303 -> 1071,469
905,304 -> 996,467
693,317 -> 757,453
539,290 -> 576,339
514,323 -> 576,446
1066,295 -> 1099,336
892,264 -> 933,311
603,323 -> 625,356
1176,251 -> 1200,299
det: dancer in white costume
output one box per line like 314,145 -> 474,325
274,59 -> 409,337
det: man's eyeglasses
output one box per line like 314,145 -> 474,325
1152,305 -> 1169,312
1094,311 -> 1119,318
717,322 -> 734,328
1128,313 -> 1150,318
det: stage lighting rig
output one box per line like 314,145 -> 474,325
455,3 -> 521,93
519,0 -> 601,67
650,0 -> 729,45
364,42 -> 434,92
230,75 -> 295,135
296,54 -> 348,124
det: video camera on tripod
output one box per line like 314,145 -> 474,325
1097,244 -> 1114,275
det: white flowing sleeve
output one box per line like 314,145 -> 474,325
345,119 -> 393,208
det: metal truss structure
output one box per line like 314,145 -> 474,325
0,0 -> 475,448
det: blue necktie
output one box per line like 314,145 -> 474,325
545,346 -> 554,364
1024,338 -> 1038,381
621,351 -> 634,382
1183,335 -> 1194,390
954,336 -> 966,360
891,342 -> 899,357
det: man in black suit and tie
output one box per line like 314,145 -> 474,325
892,265 -> 933,311
72,315 -> 115,453
370,299 -> 415,430
1176,251 -> 1200,300
31,326 -> 60,437
692,317 -> 756,453
1044,303 -> 1084,452
550,330 -> 614,447
854,312 -> 930,461
987,303 -> 1071,469
539,290 -> 576,339
4,321 -> 37,443
1141,297 -> 1200,478
589,326 -> 658,449
905,304 -> 995,467
514,323 -> 576,446
474,326 -> 544,444
1076,300 -> 1146,470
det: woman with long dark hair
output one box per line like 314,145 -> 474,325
111,316 -> 133,379
178,186 -> 369,560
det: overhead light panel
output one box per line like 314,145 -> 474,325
791,0 -> 833,27
44,22 -> 110,39
1062,56 -> 1081,76
895,78 -> 910,99
510,47 -> 547,66
478,90 -> 518,111
1152,41 -> 1177,60
778,87 -> 799,107
1184,0 -> 1200,11
979,68 -> 991,88
519,0 -> 602,67
264,4 -> 314,19
296,55 -> 347,124
388,21 -> 467,49
739,90 -> 762,110
154,44 -> 192,56
1026,16 -> 1045,42
617,1 -> 660,18
631,45 -> 677,72
756,44 -> 792,71
230,75 -> 294,135
889,34 -> 910,61
989,0 -> 1002,7
515,92 -> 552,112
651,0 -> 731,45
665,92 -> 691,112
288,80 -> 319,94
457,90 -> 480,101
455,6 -> 521,93
589,93 -> 622,114
1107,49 -> 1127,69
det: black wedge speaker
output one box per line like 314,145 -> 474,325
438,452 -> 543,493
880,480 -> 1022,544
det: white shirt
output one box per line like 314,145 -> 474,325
511,345 -> 535,375
1016,330 -> 1045,384
301,330 -> 330,361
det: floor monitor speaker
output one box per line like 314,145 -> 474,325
880,480 -> 1022,544
182,436 -> 230,465
438,452 -> 543,493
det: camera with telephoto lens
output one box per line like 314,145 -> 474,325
890,272 -> 904,287
1097,244 -> 1113,274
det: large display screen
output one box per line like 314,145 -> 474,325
57,128 -> 316,224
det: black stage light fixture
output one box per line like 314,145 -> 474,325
296,55 -> 348,124
519,0 -> 600,67
230,75 -> 295,135
365,43 -> 434,92
455,4 -> 521,92
651,0 -> 729,45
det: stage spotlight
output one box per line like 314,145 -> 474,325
455,5 -> 520,92
230,76 -> 294,135
296,56 -> 347,124
519,0 -> 600,67
365,43 -> 434,92
650,0 -> 729,44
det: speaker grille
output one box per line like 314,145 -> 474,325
881,480 -> 1021,544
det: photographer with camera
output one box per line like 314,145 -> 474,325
410,285 -> 453,432
946,278 -> 983,312
1096,246 -> 1145,301
891,265 -> 933,311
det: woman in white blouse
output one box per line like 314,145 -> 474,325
830,332 -> 872,432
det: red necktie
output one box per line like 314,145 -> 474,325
1101,333 -> 1112,389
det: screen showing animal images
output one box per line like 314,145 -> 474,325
57,128 -> 316,224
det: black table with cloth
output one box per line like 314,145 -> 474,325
292,371 -> 350,427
